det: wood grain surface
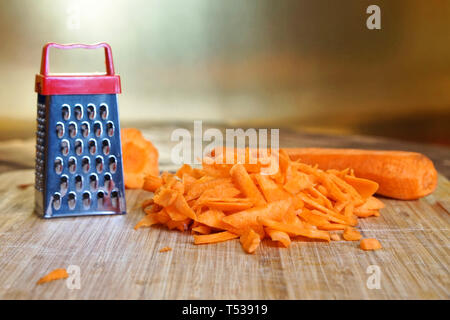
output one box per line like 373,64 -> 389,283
0,126 -> 449,299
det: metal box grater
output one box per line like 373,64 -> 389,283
34,43 -> 126,218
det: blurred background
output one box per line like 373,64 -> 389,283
0,0 -> 449,145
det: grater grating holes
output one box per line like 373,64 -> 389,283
104,173 -> 113,190
82,157 -> 90,172
95,156 -> 103,173
35,101 -> 46,194
99,104 -> 108,120
54,157 -> 63,174
87,104 -> 96,120
60,175 -> 68,193
53,193 -> 61,210
82,191 -> 91,209
102,139 -> 110,155
75,175 -> 83,191
62,105 -> 70,120
61,139 -> 70,156
111,190 -> 119,208
75,139 -> 83,155
97,190 -> 105,207
68,157 -> 77,173
106,121 -> 114,137
89,174 -> 98,191
94,121 -> 102,137
68,122 -> 77,138
68,192 -> 76,210
81,122 -> 89,137
56,122 -> 64,138
108,156 -> 117,173
88,139 -> 96,155
74,104 -> 83,120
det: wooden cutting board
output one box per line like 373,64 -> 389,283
0,127 -> 449,299
0,172 -> 448,299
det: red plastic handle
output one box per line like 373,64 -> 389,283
40,42 -> 115,76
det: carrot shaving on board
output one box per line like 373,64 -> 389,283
36,268 -> 69,285
240,229 -> 261,254
330,234 -> 341,241
265,228 -> 291,248
342,227 -> 362,241
193,231 -> 239,244
132,145 -> 385,254
360,238 -> 382,251
192,225 -> 212,235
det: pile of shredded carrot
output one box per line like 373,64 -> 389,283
133,147 -> 384,254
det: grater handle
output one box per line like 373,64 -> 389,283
40,43 -> 115,76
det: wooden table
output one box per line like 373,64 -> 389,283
0,124 -> 449,299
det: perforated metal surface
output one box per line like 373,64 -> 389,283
34,93 -> 126,218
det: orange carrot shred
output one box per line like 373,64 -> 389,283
159,247 -> 172,253
37,268 -> 69,285
258,217 -> 331,242
134,214 -> 159,230
265,228 -> 291,247
342,227 -> 362,241
360,238 -> 382,251
240,229 -> 261,253
253,173 -> 291,202
330,234 -> 341,241
142,174 -> 163,192
192,225 -> 212,235
230,164 -> 266,207
193,231 -> 239,245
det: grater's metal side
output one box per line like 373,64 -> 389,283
34,95 -> 47,215
35,94 -> 126,218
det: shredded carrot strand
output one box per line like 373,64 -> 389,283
36,268 -> 69,285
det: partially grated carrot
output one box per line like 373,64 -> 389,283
37,268 -> 69,285
121,128 -> 159,189
131,143 -> 386,254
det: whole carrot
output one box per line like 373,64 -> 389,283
285,148 -> 437,200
